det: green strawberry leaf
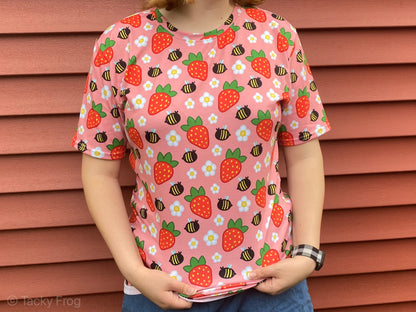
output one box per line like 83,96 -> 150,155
157,25 -> 173,36
128,56 -> 137,65
100,38 -> 116,52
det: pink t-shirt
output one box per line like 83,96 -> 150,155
72,4 -> 330,301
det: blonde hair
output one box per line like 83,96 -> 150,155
143,0 -> 265,10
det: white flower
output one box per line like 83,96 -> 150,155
269,20 -> 279,29
188,238 -> 198,249
202,160 -> 217,177
86,93 -> 92,104
91,147 -> 105,158
125,43 -> 131,53
202,37 -> 214,44
156,212 -> 161,223
184,98 -> 195,109
271,232 -> 279,243
149,223 -> 157,238
80,104 -> 86,118
101,85 -> 111,100
256,229 -> 263,241
212,144 -> 222,156
290,120 -> 299,129
144,160 -> 151,175
145,147 -> 153,158
301,67 -> 307,81
237,196 -> 251,212
199,92 -> 214,107
273,78 -> 281,89
144,22 -> 153,31
264,152 -> 271,167
204,230 -> 219,246
138,187 -> 144,200
282,104 -> 293,116
211,183 -> 220,194
138,116 -> 146,127
209,78 -> 220,88
208,48 -> 216,58
241,266 -> 253,280
261,31 -> 274,44
132,94 -> 146,109
142,54 -> 151,63
78,125 -> 85,135
253,92 -> 263,103
143,80 -> 153,91
138,164 -> 143,174
247,34 -> 257,43
315,124 -> 326,136
170,271 -> 182,281
273,107 -> 279,118
270,50 -> 277,60
167,65 -> 182,79
141,223 -> 147,233
170,201 -> 184,217
235,125 -> 251,142
187,168 -> 197,179
150,183 -> 156,193
184,36 -> 196,46
113,123 -> 121,132
212,252 -> 222,263
316,94 -> 322,104
148,245 -> 157,255
135,35 -> 148,47
265,216 -> 271,229
104,24 -> 115,34
232,60 -> 246,74
208,113 -> 218,124
165,130 -> 181,147
267,88 -> 280,101
254,161 -> 261,173
213,214 -> 224,226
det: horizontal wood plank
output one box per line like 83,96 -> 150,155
316,301 -> 416,312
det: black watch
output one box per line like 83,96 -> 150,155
292,244 -> 325,271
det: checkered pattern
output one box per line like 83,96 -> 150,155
292,244 -> 325,271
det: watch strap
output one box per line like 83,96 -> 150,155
292,244 -> 325,271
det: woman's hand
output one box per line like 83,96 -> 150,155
249,256 -> 316,295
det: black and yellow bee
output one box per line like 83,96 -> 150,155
115,59 -> 127,74
219,266 -> 236,279
251,211 -> 261,226
287,211 -> 293,223
272,13 -> 285,21
274,160 -> 279,172
166,22 -> 178,32
94,131 -> 108,143
310,109 -> 319,122
169,251 -> 184,265
119,87 -> 130,97
213,62 -> 227,74
243,21 -> 256,31
89,79 -> 97,92
181,81 -> 196,94
184,219 -> 200,233
111,86 -> 118,97
77,140 -> 87,152
145,130 -> 160,143
140,207 -> 147,219
150,261 -> 162,271
102,67 -> 111,81
168,48 -> 182,61
148,66 -> 162,77
164,111 -> 181,126
224,14 -> 234,25
250,143 -> 263,157
169,182 -> 184,196
118,27 -> 131,39
235,105 -> 251,120
215,127 -> 231,141
275,65 -> 288,76
111,106 -> 120,118
248,76 -> 262,88
299,129 -> 311,142
231,44 -> 245,56
296,50 -> 304,63
133,148 -> 141,160
268,183 -> 277,195
290,70 -> 298,83
146,12 -> 156,21
309,80 -> 317,92
237,177 -> 251,191
182,149 -> 198,163
155,198 -> 165,211
240,247 -> 255,261
217,197 -> 232,211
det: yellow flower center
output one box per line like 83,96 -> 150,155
204,97 -> 210,103
206,165 -> 212,172
242,202 -> 247,207
174,205 -> 180,212
171,69 -> 177,75
170,135 -> 176,142
240,130 -> 246,137
208,235 -> 214,241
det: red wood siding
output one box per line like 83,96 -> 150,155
1,0 -> 415,311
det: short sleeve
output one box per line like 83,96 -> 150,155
71,33 -> 127,160
278,26 -> 331,146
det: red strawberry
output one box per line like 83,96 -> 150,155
180,116 -> 209,149
217,24 -> 240,49
246,50 -> 271,78
184,186 -> 211,219
86,101 -> 107,129
143,182 -> 156,212
159,220 -> 180,250
251,178 -> 266,208
154,152 -> 179,185
152,26 -> 173,54
121,14 -> 141,28
218,80 -> 244,112
182,52 -> 208,81
245,7 -> 267,22
282,85 -> 290,104
251,110 -> 273,141
129,202 -> 138,223
106,138 -> 125,160
271,195 -> 284,227
277,27 -> 294,52
135,237 -> 146,262
296,87 -> 310,118
124,56 -> 142,86
256,243 -> 280,267
183,256 -> 213,287
94,38 -> 116,66
129,151 -> 136,170
220,148 -> 247,183
126,118 -> 144,148
222,218 -> 248,252
278,125 -> 294,146
148,84 -> 177,115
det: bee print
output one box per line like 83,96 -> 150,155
215,127 -> 231,141
77,140 -> 87,152
182,149 -> 198,163
145,130 -> 160,143
250,143 -> 263,157
272,13 -> 285,21
150,261 -> 162,271
235,105 -> 251,120
118,27 -> 131,39
155,197 -> 165,211
224,14 -> 234,25
165,111 -> 181,125
213,61 -> 227,74
140,207 -> 147,219
231,44 -> 245,56
217,197 -> 232,211
169,181 -> 184,196
237,177 -> 251,192
219,265 -> 236,279
167,22 -> 178,32
120,87 -> 130,97
248,76 -> 262,88
310,80 -> 317,92
299,129 -> 311,142
181,81 -> 196,94
89,79 -> 98,92
296,50 -> 304,63
146,12 -> 156,21
274,160 -> 279,172
290,70 -> 298,83
102,67 -> 111,81
310,109 -> 319,122
111,86 -> 118,97
168,48 -> 182,61
240,247 -> 255,261
169,251 -> 184,265
275,65 -> 288,76
94,131 -> 107,143
148,66 -> 162,77
243,21 -> 256,31
184,219 -> 200,233
251,211 -> 261,226
268,183 -> 277,195
115,59 -> 127,74
111,106 -> 120,118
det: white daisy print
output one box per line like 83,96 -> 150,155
254,161 -> 261,173
150,183 -> 156,193
144,160 -> 151,175
200,92 -> 214,107
290,120 -> 299,129
188,238 -> 198,249
170,201 -> 184,217
170,271 -> 182,282
125,42 -> 131,53
132,94 -> 146,109
242,266 -> 253,280
202,160 -> 217,177
138,116 -> 147,127
204,230 -> 219,246
247,34 -> 257,43
138,187 -> 144,200
113,123 -> 121,132
90,147 -> 105,159
273,78 -> 281,89
273,107 -> 279,118
138,164 -> 143,174
80,104 -> 86,118
141,223 -> 147,233
78,125 -> 85,135
167,65 -> 182,79
165,130 -> 181,147
261,31 -> 274,44
256,229 -> 263,241
211,183 -> 220,194
269,20 -> 279,29
316,94 -> 322,104
301,66 -> 307,81
143,80 -> 153,91
265,216 -> 271,229
270,50 -> 277,60
101,85 -> 111,100
253,92 -> 263,103
315,124 -> 326,136
208,48 -> 216,58
282,104 -> 293,116
237,196 -> 251,212
213,214 -> 224,226
143,22 -> 153,31
271,232 -> 279,243
86,93 -> 92,104
184,36 -> 196,46
212,252 -> 222,263
267,88 -> 280,101
135,35 -> 148,47
142,54 -> 151,63
149,245 -> 157,255
208,113 -> 218,124
184,98 -> 195,109
149,223 -> 157,238
212,144 -> 222,156
232,60 -> 246,74
104,24 -> 115,34
264,152 -> 271,167
145,146 -> 154,158
187,168 -> 197,180
202,37 -> 214,44
236,125 -> 251,142
209,78 -> 220,88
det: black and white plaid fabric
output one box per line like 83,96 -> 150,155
292,244 -> 325,271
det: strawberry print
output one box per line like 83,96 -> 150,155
154,152 -> 178,184
278,125 -> 295,146
182,52 -> 208,81
152,25 -> 173,54
180,116 -> 209,149
124,56 -> 142,86
251,178 -> 266,208
86,101 -> 107,129
94,38 -> 116,66
106,138 -> 125,160
222,218 -> 248,251
126,118 -> 143,148
218,80 -> 244,112
183,256 -> 213,287
271,195 -> 284,227
277,27 -> 294,52
148,84 -> 177,115
121,13 -> 141,28
135,236 -> 146,262
159,220 -> 181,250
185,186 -> 212,219
217,24 -> 240,49
220,148 -> 247,183
256,243 -> 280,267
245,7 -> 267,22
296,87 -> 310,118
251,110 -> 273,141
246,50 -> 271,78
143,182 -> 156,212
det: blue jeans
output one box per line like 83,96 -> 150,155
121,280 -> 313,312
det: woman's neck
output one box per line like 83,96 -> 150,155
159,0 -> 234,34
